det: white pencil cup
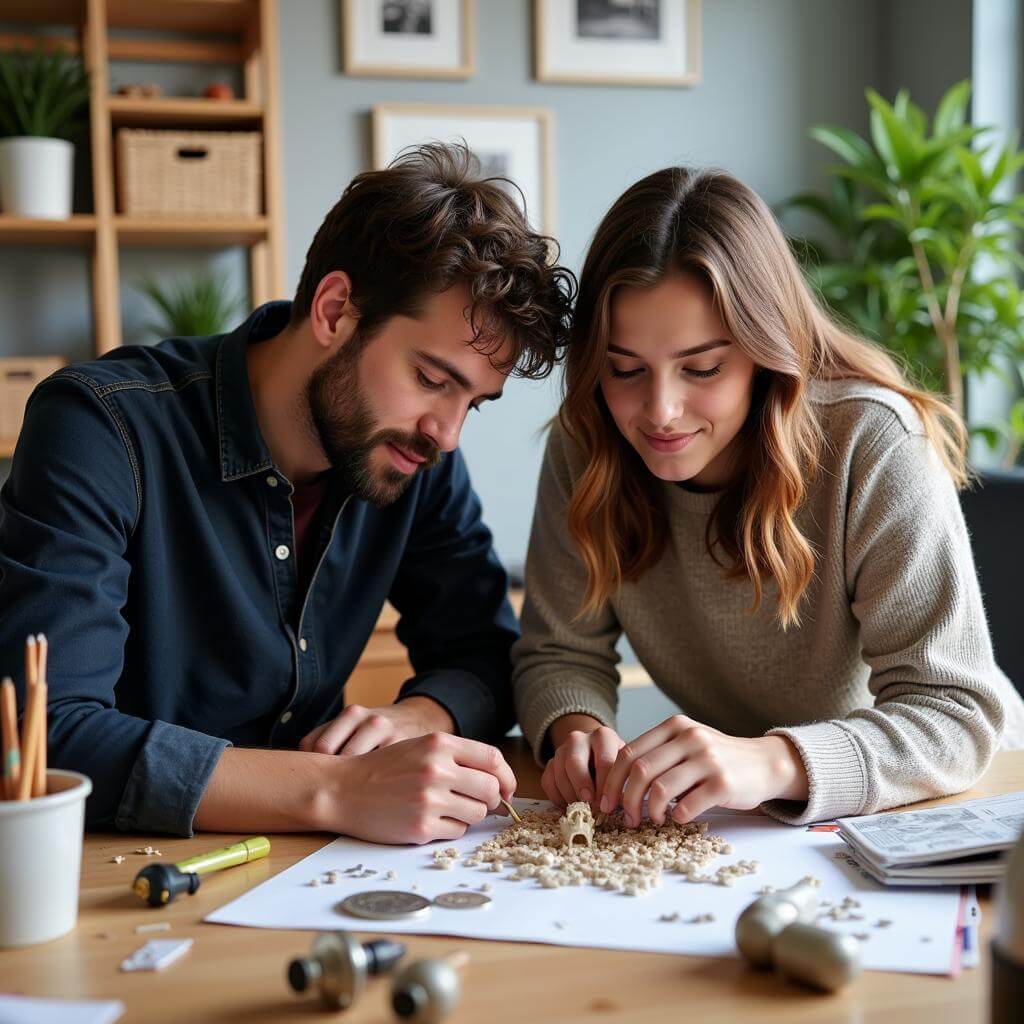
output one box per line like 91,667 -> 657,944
0,770 -> 91,947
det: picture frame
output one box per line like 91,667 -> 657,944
534,0 -> 701,87
342,0 -> 475,79
372,103 -> 555,233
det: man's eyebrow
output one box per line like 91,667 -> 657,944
418,351 -> 504,402
607,339 -> 731,359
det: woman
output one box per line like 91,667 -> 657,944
512,167 -> 1024,829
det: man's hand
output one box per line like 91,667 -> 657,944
598,715 -> 809,826
315,732 -> 517,844
299,696 -> 455,756
541,713 -> 625,812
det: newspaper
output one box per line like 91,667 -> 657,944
836,791 -> 1024,884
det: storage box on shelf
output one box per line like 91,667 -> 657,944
0,357 -> 67,457
116,129 -> 263,218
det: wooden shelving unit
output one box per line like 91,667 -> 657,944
0,0 -> 285,361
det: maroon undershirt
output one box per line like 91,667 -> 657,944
290,475 -> 329,600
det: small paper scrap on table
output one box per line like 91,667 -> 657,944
120,937 -> 193,972
206,800 -> 966,976
0,995 -> 125,1024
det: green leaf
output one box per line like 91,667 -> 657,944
809,124 -> 877,169
867,88 -> 918,179
933,80 -> 972,138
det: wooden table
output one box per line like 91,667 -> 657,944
3,745 -> 1020,1023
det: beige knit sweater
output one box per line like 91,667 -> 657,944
512,379 -> 1024,825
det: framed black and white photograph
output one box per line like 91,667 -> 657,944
372,103 -> 555,233
535,0 -> 700,86
342,0 -> 475,79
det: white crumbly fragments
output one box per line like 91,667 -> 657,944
559,802 -> 595,848
135,922 -> 171,934
385,870 -> 396,881
713,859 -> 758,886
875,919 -> 892,928
659,912 -> 680,922
309,878 -> 321,888
325,871 -> 341,885
434,857 -> 454,871
469,807 -> 732,895
410,884 -> 420,891
479,883 -> 492,893
111,855 -> 126,864
853,932 -> 870,941
443,847 -> 459,858
134,846 -> 161,856
687,913 -> 715,924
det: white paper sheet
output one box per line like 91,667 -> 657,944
206,801 -> 964,975
0,996 -> 124,1024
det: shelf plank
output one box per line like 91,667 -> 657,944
105,0 -> 257,34
0,216 -> 96,245
0,0 -> 84,26
107,96 -> 263,128
115,216 -> 268,247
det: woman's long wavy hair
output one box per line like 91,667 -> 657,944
561,167 -> 968,629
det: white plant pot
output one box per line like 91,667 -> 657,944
0,136 -> 75,219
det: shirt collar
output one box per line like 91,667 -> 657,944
215,300 -> 293,483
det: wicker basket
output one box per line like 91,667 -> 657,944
0,357 -> 66,441
116,129 -> 262,218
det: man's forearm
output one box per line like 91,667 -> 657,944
193,746 -> 336,833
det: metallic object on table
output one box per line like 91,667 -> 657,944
433,891 -> 491,910
735,878 -> 861,992
992,825 -> 1024,1022
391,952 -> 468,1023
772,924 -> 862,993
340,890 -> 431,921
735,877 -> 819,966
287,930 -> 406,1010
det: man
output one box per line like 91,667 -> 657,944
0,144 -> 575,842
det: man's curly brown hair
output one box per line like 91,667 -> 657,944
291,142 -> 576,379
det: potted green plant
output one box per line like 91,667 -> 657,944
782,80 -> 1024,468
0,44 -> 90,219
782,81 -> 1024,687
135,272 -> 242,339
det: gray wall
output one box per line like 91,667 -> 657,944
0,0 -> 977,571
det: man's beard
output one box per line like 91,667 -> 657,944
305,337 -> 441,506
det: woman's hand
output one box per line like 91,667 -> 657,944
542,713 -> 626,811
299,696 -> 454,756
599,715 -> 808,826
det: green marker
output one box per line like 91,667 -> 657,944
132,836 -> 271,906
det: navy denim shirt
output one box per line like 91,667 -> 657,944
0,302 -> 518,835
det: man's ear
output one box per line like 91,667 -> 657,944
309,271 -> 358,353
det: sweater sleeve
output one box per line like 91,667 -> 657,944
511,425 -> 623,763
762,416 -> 1006,825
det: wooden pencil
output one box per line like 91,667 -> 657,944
16,678 -> 44,802
1,677 -> 20,800
34,634 -> 47,797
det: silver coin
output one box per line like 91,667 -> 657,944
433,891 -> 492,910
339,890 -> 431,920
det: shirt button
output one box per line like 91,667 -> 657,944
280,711 -> 293,724
266,475 -> 278,488
275,544 -> 290,561
299,637 -> 308,652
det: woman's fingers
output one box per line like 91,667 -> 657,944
672,776 -> 726,824
562,733 -> 597,804
645,758 -> 708,824
618,737 -> 693,826
599,715 -> 695,813
591,728 -> 624,810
